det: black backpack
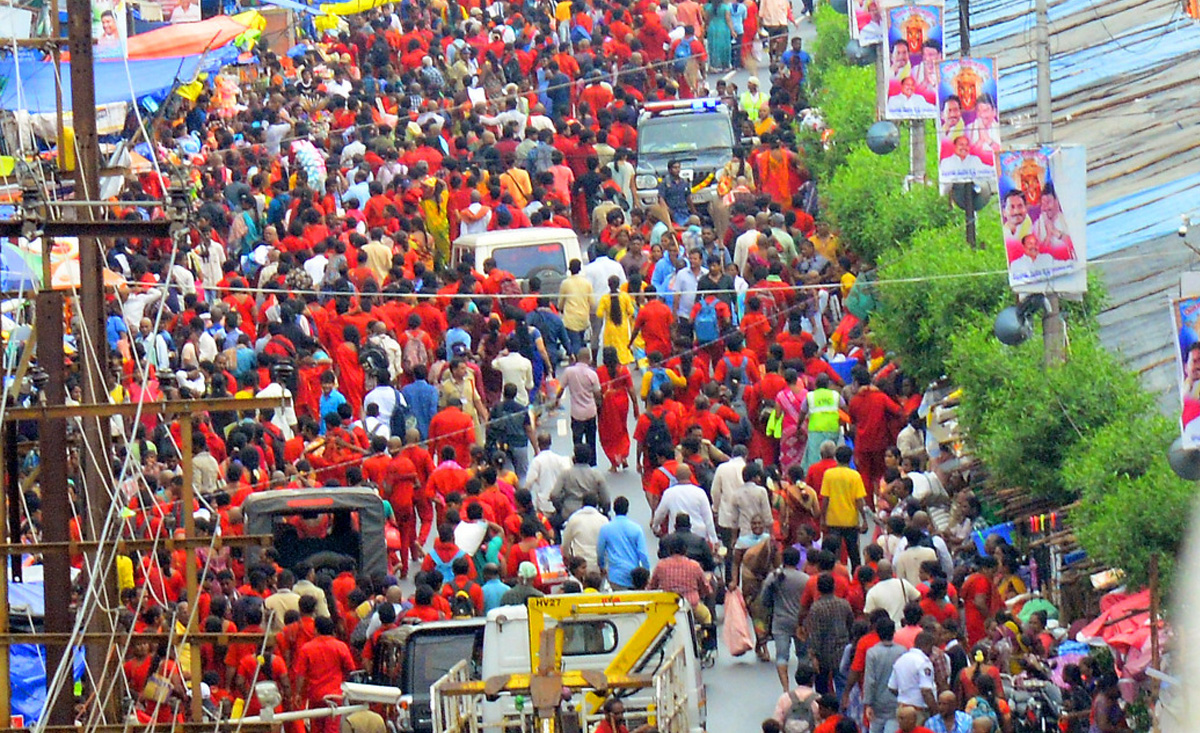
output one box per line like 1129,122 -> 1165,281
389,387 -> 411,438
644,411 -> 673,459
447,580 -> 479,618
360,345 -> 389,376
722,355 -> 748,403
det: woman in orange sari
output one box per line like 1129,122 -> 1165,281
597,346 -> 640,471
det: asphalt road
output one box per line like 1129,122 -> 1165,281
536,392 -> 787,733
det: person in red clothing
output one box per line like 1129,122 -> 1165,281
362,603 -> 400,670
440,556 -> 484,616
919,577 -> 958,625
422,523 -> 476,581
330,558 -> 358,615
428,404 -> 477,466
846,368 -> 903,510
629,289 -> 675,361
402,583 -> 448,622
232,646 -> 290,717
427,444 -> 470,500
962,556 -> 1001,648
294,616 -> 358,733
741,295 -> 774,363
632,391 -> 682,487
801,341 -> 845,387
275,595 -> 319,669
713,334 -> 761,389
223,605 -> 266,688
383,436 -> 421,576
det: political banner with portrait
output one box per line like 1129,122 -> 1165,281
1172,296 -> 1200,448
850,0 -> 885,46
92,0 -> 127,59
936,57 -> 999,184
882,2 -> 943,120
998,145 -> 1088,294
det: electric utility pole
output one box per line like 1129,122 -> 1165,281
1035,0 -> 1065,364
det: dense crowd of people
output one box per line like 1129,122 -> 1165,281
3,0 -> 1134,731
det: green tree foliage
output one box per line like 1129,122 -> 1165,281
823,143 -> 956,263
809,4 -> 851,89
947,324 -> 1153,505
802,17 -> 1198,590
1073,459 -> 1195,589
806,64 -> 876,180
869,215 -> 1007,384
1060,413 -> 1178,497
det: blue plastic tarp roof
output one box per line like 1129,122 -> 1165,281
0,55 -> 202,114
261,0 -> 324,15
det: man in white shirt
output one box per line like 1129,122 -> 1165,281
1009,233 -> 1056,284
364,372 -> 404,428
651,465 -> 718,545
893,527 -> 938,586
938,135 -> 988,183
304,243 -> 330,285
170,0 -> 201,23
583,249 -> 626,351
525,433 -> 572,514
710,445 -> 748,561
886,76 -> 937,117
256,376 -> 298,440
887,633 -> 938,716
561,495 -> 610,568
492,339 -> 535,406
863,560 -> 921,623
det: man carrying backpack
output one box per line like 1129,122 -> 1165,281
634,390 -> 683,485
771,661 -> 820,732
714,333 -> 762,402
440,556 -> 484,617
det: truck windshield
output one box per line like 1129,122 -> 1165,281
407,634 -> 480,694
639,115 -> 733,155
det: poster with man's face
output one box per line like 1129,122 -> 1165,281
850,0 -> 886,46
1172,297 -> 1200,449
882,2 -> 942,120
93,0 -> 126,59
998,145 -> 1088,294
936,58 -> 998,185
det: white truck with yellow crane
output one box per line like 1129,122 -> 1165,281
427,591 -> 708,733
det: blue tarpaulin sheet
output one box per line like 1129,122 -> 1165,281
10,645 -> 86,726
0,55 -> 202,114
262,0 -> 324,15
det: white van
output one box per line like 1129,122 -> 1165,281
478,597 -> 707,733
450,227 -> 583,294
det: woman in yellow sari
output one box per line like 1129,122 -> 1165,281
596,275 -> 636,365
420,176 -> 450,268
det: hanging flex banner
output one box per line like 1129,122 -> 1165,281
1172,296 -> 1200,448
935,57 -> 999,185
998,145 -> 1088,295
882,1 -> 943,120
850,0 -> 885,45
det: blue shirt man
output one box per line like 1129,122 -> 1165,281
318,380 -> 348,435
481,571 -> 512,614
596,497 -> 650,588
400,367 -> 440,439
652,245 -> 683,310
